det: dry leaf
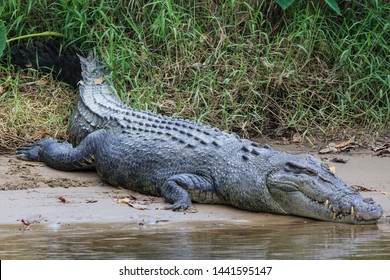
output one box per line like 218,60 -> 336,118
375,149 -> 390,157
319,145 -> 338,154
128,204 -> 148,211
116,197 -> 148,210
319,139 -> 357,154
335,140 -> 351,148
292,132 -> 301,143
351,185 -> 375,192
36,79 -> 47,86
372,142 -> 390,157
371,142 -> 389,152
18,215 -> 43,230
116,197 -> 131,204
21,219 -> 31,226
58,196 -> 66,203
329,166 -> 336,174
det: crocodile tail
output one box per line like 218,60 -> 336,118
77,53 -> 110,86
9,42 -> 82,88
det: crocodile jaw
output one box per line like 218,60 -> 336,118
268,184 -> 383,224
265,159 -> 383,224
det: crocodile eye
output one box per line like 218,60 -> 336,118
277,184 -> 299,192
304,169 -> 318,176
285,162 -> 318,176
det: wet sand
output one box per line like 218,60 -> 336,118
1,146 -> 389,228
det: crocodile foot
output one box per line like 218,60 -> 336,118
164,199 -> 192,211
16,138 -> 58,161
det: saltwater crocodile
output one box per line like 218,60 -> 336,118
16,53 -> 383,224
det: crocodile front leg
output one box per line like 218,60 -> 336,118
17,130 -> 107,171
161,173 -> 221,210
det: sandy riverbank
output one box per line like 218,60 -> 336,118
1,146 -> 389,228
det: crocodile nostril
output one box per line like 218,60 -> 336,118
363,197 -> 375,204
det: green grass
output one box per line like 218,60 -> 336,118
0,66 -> 76,151
0,0 -> 389,148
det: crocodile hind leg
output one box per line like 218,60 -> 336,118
161,174 -> 220,210
17,130 -> 107,171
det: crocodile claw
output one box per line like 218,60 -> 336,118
17,138 -> 58,161
164,201 -> 192,211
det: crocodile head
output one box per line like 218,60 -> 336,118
265,153 -> 383,224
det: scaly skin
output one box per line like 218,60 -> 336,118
17,54 -> 383,224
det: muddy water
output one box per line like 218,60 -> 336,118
1,151 -> 390,260
1,221 -> 390,260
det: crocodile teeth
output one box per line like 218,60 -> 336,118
332,212 -> 337,220
351,206 -> 355,215
325,200 -> 329,208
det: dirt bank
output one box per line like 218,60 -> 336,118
1,146 -> 389,228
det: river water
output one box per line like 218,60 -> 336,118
1,221 -> 389,259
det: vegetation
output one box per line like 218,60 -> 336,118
275,0 -> 341,15
0,1 -> 389,150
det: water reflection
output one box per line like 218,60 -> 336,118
1,221 -> 389,259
